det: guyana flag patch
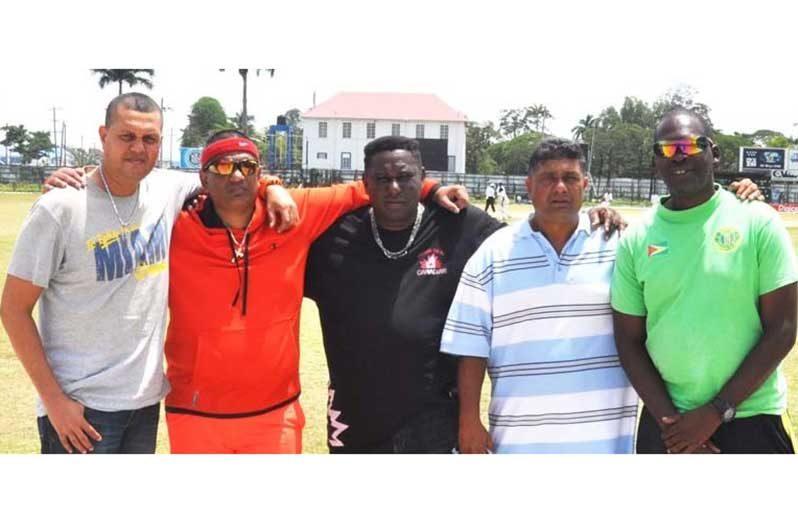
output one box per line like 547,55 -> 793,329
647,242 -> 668,257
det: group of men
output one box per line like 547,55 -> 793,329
2,92 -> 795,454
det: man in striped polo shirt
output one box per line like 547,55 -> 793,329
441,137 -> 639,453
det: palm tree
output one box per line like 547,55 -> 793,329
572,114 -> 596,141
525,104 -> 553,135
228,113 -> 256,136
91,69 -> 155,95
221,69 -> 275,132
535,104 -> 553,135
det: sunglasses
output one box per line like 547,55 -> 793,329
653,136 -> 713,159
206,158 -> 260,177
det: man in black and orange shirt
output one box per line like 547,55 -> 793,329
305,136 -> 504,453
163,130 -> 466,453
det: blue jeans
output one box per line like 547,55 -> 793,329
37,403 -> 160,454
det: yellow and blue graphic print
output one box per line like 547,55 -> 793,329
86,219 -> 168,282
712,227 -> 742,253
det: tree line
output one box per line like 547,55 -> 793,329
1,69 -> 294,167
466,86 -> 798,184
4,74 -> 795,177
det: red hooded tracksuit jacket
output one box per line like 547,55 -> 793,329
164,179 -> 438,417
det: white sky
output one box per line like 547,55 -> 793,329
2,0 -> 798,163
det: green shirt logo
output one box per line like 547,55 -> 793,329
713,227 -> 742,253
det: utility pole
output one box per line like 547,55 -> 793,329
159,98 -> 172,168
60,122 -> 67,166
51,107 -> 61,167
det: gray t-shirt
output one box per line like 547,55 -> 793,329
8,168 -> 200,416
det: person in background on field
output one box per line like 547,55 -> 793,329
484,182 -> 496,214
496,182 -> 509,222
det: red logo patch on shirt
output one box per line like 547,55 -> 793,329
417,248 -> 448,276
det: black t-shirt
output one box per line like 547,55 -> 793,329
305,203 -> 503,450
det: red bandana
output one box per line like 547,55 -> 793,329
200,137 -> 259,169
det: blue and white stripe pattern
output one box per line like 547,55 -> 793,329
441,213 -> 638,453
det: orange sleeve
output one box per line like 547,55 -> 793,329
288,181 -> 370,243
283,178 -> 440,243
420,178 -> 439,200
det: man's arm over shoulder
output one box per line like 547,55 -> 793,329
290,178 -> 442,243
286,181 -> 370,243
162,168 -> 202,197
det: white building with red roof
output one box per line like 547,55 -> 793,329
301,92 -> 467,172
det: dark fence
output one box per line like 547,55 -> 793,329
0,166 -> 52,190
3,165 -> 789,205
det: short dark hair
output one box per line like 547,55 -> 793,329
655,106 -> 713,139
528,137 -> 586,175
205,128 -> 248,146
104,92 -> 162,127
363,135 -> 423,170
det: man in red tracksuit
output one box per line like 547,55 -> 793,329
164,130 -> 463,453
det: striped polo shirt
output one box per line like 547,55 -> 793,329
441,213 -> 638,453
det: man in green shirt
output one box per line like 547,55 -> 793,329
611,108 -> 798,454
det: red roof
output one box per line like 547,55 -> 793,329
302,92 -> 467,122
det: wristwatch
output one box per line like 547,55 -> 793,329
710,397 -> 736,423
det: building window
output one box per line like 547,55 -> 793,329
318,122 -> 327,138
343,122 -> 352,139
448,155 -> 456,172
440,125 -> 449,140
341,152 -> 352,170
391,123 -> 401,136
317,152 -> 328,160
415,124 -> 425,139
366,122 -> 376,139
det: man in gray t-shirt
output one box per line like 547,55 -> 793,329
0,93 -> 296,454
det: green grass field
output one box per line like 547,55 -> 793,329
2,192 -> 797,453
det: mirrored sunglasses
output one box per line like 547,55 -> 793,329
653,136 -> 712,159
207,158 -> 260,177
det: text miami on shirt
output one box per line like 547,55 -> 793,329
86,218 -> 168,282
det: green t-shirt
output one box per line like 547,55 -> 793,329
611,186 -> 798,417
